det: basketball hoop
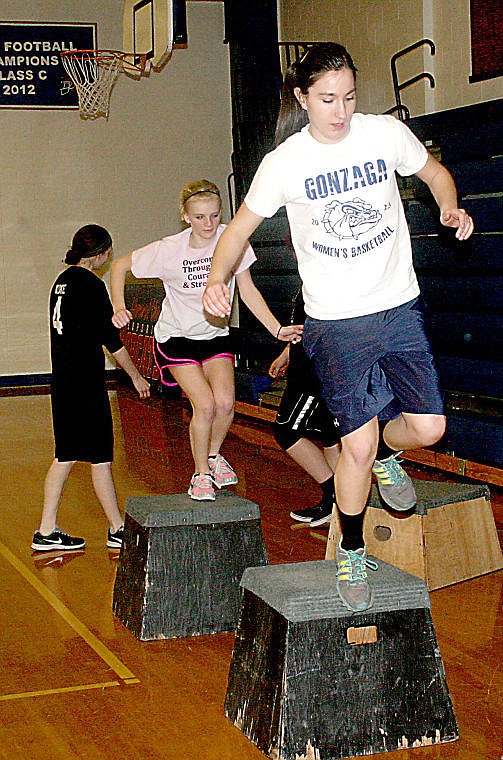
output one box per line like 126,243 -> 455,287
61,49 -> 147,119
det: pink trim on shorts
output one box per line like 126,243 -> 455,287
154,344 -> 233,387
201,353 -> 234,364
154,344 -> 196,387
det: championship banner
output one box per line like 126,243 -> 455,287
0,22 -> 96,109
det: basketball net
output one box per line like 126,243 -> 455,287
61,50 -> 146,119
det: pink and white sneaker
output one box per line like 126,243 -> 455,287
208,454 -> 238,488
188,473 -> 215,501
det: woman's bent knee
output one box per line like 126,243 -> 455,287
421,415 -> 446,446
404,413 -> 446,447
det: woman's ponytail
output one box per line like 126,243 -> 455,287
274,63 -> 308,147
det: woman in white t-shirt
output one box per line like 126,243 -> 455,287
111,179 -> 302,501
202,45 -> 474,611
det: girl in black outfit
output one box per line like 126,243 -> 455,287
269,289 -> 340,527
31,225 -> 150,552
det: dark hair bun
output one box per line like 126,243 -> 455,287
65,224 -> 112,264
64,248 -> 82,265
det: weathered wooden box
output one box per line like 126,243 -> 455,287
225,559 -> 458,760
112,491 -> 268,640
326,481 -> 503,590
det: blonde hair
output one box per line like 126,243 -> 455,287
179,179 -> 221,220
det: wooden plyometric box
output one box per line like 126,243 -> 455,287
225,560 -> 458,760
325,481 -> 503,590
113,491 -> 268,640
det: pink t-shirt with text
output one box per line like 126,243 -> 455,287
131,224 -> 256,341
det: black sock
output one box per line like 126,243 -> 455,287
320,476 -> 335,507
337,505 -> 365,551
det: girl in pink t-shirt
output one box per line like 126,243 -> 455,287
112,179 -> 302,501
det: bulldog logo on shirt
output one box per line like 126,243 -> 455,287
322,198 -> 381,240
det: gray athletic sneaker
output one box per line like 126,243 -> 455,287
372,453 -> 417,511
336,541 -> 378,612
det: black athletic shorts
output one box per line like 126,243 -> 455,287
154,335 -> 234,387
275,386 -> 340,448
52,384 -> 114,464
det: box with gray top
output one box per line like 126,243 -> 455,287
326,480 -> 502,589
113,491 -> 268,640
225,559 -> 458,760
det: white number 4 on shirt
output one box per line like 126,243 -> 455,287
52,296 -> 63,335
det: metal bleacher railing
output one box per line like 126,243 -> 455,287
384,38 -> 436,121
280,39 -> 437,123
278,40 -> 318,69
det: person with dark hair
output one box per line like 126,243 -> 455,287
31,225 -> 150,552
202,43 -> 474,611
269,288 -> 340,527
111,180 -> 302,502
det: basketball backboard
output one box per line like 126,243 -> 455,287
123,0 -> 187,72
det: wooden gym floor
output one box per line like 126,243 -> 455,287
0,386 -> 501,760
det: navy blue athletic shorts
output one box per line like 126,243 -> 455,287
303,297 -> 444,437
154,335 -> 234,387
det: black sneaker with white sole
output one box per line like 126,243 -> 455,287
290,503 -> 324,522
107,524 -> 124,549
31,528 -> 86,552
309,503 -> 335,527
290,501 -> 334,527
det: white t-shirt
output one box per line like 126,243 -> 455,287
131,224 -> 256,341
245,114 -> 428,320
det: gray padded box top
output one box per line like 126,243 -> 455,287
126,490 -> 260,527
240,559 -> 430,622
368,479 -> 489,515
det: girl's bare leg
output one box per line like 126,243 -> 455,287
286,438 -> 336,483
202,357 -> 235,457
169,363 -> 216,474
383,412 -> 446,452
39,459 -> 75,534
336,417 -> 379,516
91,462 -> 123,531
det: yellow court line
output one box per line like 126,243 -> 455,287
0,681 -> 128,702
0,541 -> 138,684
